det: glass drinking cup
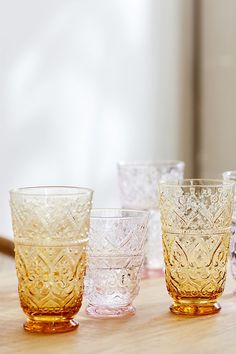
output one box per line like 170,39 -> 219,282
223,171 -> 236,286
118,161 -> 184,277
159,179 -> 234,316
85,209 -> 149,318
10,186 -> 93,333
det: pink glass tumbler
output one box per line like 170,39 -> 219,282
85,209 -> 148,318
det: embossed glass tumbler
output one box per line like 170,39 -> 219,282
85,209 -> 148,318
223,171 -> 236,285
118,161 -> 184,277
10,186 -> 93,333
159,179 -> 234,316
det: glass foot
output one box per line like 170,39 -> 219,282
24,318 -> 79,333
86,304 -> 135,318
170,300 -> 221,316
141,267 -> 164,279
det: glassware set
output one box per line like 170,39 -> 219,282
8,164 -> 236,334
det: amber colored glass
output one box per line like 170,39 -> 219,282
159,179 -> 234,316
10,186 -> 93,333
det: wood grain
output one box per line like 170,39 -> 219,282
1,269 -> 236,354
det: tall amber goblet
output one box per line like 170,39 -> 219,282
159,179 -> 234,316
10,186 -> 93,333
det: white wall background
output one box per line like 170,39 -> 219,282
199,0 -> 236,178
0,0 -> 193,236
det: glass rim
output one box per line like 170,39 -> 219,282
9,185 -> 94,197
223,170 -> 236,177
117,160 -> 185,168
90,208 -> 149,220
159,178 -> 235,188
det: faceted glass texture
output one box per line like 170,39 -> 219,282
85,209 -> 148,318
159,179 -> 234,315
10,186 -> 93,333
223,171 -> 236,285
118,161 -> 184,274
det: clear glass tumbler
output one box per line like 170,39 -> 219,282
118,161 -> 184,277
85,209 -> 149,318
10,186 -> 93,333
159,179 -> 234,316
223,171 -> 236,285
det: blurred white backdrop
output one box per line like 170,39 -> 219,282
0,0 -> 193,236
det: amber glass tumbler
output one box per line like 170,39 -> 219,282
10,186 -> 93,333
159,179 -> 234,316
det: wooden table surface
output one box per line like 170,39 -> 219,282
1,269 -> 236,354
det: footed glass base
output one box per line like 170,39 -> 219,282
86,304 -> 135,318
24,317 -> 79,334
170,300 -> 221,316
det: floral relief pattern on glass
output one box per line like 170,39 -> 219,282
159,181 -> 234,315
